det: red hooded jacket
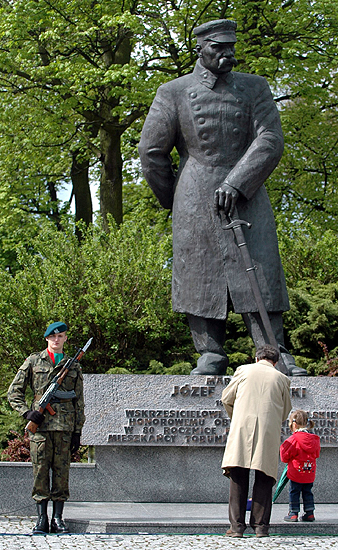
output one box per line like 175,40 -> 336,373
280,430 -> 321,483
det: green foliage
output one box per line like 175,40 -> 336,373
228,352 -> 252,369
144,360 -> 166,374
275,218 -> 338,373
0,211 -> 194,381
106,367 -> 132,374
317,341 -> 338,376
164,362 -> 192,375
277,220 -> 338,286
283,281 -> 338,360
224,311 -> 255,363
0,400 -> 26,451
138,359 -> 193,374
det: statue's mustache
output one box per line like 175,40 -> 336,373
218,56 -> 238,68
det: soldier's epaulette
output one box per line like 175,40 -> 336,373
21,352 -> 42,364
28,352 -> 42,359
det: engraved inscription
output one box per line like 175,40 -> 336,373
107,408 -> 229,446
82,374 -> 338,447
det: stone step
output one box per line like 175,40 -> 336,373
60,502 -> 338,535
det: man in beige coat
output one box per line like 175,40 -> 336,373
221,345 -> 291,537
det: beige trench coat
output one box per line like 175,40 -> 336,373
221,360 -> 291,481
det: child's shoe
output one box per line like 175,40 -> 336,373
301,511 -> 315,522
284,512 -> 298,522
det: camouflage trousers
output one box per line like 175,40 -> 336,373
29,431 -> 71,503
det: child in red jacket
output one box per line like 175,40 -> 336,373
280,410 -> 320,522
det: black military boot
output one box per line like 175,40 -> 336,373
32,500 -> 49,534
50,501 -> 69,533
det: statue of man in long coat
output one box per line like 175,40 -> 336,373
138,19 -> 306,376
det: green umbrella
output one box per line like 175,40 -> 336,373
273,464 -> 289,503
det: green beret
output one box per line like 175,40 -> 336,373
194,19 -> 237,45
44,322 -> 68,338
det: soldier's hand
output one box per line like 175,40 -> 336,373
214,183 -> 239,217
24,410 -> 44,425
71,433 -> 81,454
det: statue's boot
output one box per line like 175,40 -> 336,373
32,500 -> 49,534
190,352 -> 229,375
280,346 -> 308,376
50,501 -> 69,534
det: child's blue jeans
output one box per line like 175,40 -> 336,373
289,480 -> 314,513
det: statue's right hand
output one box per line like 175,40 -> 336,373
214,183 -> 239,217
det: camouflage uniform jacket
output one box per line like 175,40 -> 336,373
8,349 -> 85,433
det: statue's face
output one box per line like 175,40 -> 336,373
197,41 -> 237,75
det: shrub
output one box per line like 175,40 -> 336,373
1,431 -> 30,462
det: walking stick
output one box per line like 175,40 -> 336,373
220,208 -> 288,374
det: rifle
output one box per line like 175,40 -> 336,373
25,337 -> 93,434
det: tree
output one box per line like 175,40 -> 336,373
0,0 -> 196,228
239,0 -> 338,229
0,0 -> 337,232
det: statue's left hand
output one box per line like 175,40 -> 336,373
214,183 -> 239,217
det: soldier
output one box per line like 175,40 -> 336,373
138,19 -> 306,376
8,322 -> 85,534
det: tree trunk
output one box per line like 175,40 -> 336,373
98,29 -> 132,228
46,180 -> 61,230
71,151 -> 93,234
99,126 -> 123,227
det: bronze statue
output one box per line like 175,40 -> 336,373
138,19 -> 306,376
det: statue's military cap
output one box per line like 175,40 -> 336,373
44,321 -> 68,337
193,19 -> 237,44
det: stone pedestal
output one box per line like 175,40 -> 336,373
1,374 -> 336,515
80,374 -> 338,503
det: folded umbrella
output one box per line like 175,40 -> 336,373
273,464 -> 289,503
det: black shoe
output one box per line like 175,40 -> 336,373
50,517 -> 69,533
302,511 -> 315,522
50,501 -> 69,534
280,347 -> 308,376
32,501 -> 49,534
190,352 -> 229,375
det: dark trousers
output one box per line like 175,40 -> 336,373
187,312 -> 285,356
289,480 -> 314,513
229,467 -> 275,535
187,312 -> 288,374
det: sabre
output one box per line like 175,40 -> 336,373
220,209 -> 287,374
